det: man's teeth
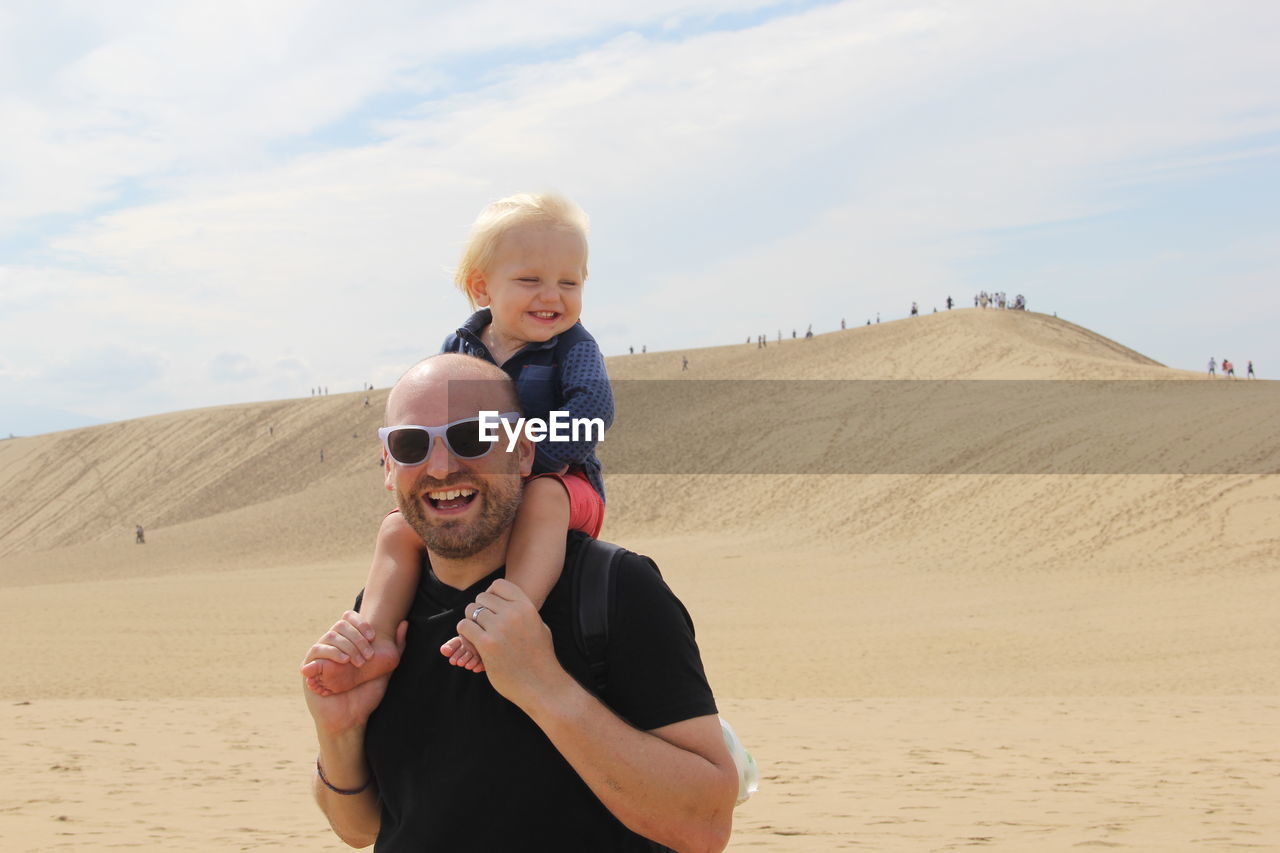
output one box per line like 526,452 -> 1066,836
428,489 -> 476,501
532,311 -> 557,318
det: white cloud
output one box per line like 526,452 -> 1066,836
44,343 -> 167,391
0,0 -> 796,231
208,351 -> 261,382
3,0 -> 1279,432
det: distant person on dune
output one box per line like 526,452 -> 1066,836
1208,357 -> 1216,376
1247,360 -> 1255,378
1224,359 -> 1235,378
135,524 -> 145,544
303,192 -> 612,694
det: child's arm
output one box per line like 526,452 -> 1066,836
532,338 -> 613,475
302,512 -> 422,695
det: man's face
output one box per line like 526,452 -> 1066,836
396,455 -> 523,559
384,374 -> 532,560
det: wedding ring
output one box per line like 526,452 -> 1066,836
471,606 -> 488,621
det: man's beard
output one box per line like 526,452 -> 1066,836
397,471 -> 523,560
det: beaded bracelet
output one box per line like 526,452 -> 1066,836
316,758 -> 372,795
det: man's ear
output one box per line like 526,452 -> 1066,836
517,435 -> 535,477
468,271 -> 491,308
383,448 -> 395,491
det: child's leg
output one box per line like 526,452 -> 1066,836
302,511 -> 421,694
442,476 -> 571,671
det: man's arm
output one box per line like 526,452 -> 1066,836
527,685 -> 736,852
311,723 -> 381,848
459,579 -> 737,853
302,613 -> 408,848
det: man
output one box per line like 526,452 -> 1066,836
303,354 -> 736,851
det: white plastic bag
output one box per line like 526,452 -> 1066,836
720,718 -> 758,806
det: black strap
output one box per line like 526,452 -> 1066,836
570,536 -> 676,853
571,537 -> 624,696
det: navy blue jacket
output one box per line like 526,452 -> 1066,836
441,309 -> 612,500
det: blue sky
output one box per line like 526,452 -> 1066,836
2,0 -> 1278,436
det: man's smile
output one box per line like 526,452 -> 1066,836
424,487 -> 478,514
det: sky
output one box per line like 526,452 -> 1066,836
3,0 -> 1278,436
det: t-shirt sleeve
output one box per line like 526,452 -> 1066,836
535,338 -> 614,471
603,554 -> 718,731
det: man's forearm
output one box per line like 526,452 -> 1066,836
303,611 -> 407,847
460,579 -> 736,850
522,668 -> 736,853
314,726 -> 381,848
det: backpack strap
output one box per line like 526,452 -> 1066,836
570,536 -> 677,853
571,536 -> 625,697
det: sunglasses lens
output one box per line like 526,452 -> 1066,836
445,419 -> 492,458
387,428 -> 431,465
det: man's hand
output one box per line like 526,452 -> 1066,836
302,611 -> 404,848
457,578 -> 568,708
302,612 -> 408,736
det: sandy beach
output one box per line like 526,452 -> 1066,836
3,309 -> 1277,851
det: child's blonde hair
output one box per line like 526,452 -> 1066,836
455,192 -> 590,309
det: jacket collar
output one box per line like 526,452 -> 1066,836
457,308 -> 560,356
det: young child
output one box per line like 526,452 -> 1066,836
303,193 -> 612,695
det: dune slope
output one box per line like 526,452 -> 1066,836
4,308 -> 1277,853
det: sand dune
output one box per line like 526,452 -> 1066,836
0,394 -> 394,558
607,310 -> 1169,381
3,309 -> 1277,851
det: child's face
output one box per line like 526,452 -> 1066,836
470,223 -> 585,350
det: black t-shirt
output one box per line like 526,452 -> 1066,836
363,532 -> 718,851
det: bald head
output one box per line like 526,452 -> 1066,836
381,353 -> 530,571
386,354 -> 522,427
